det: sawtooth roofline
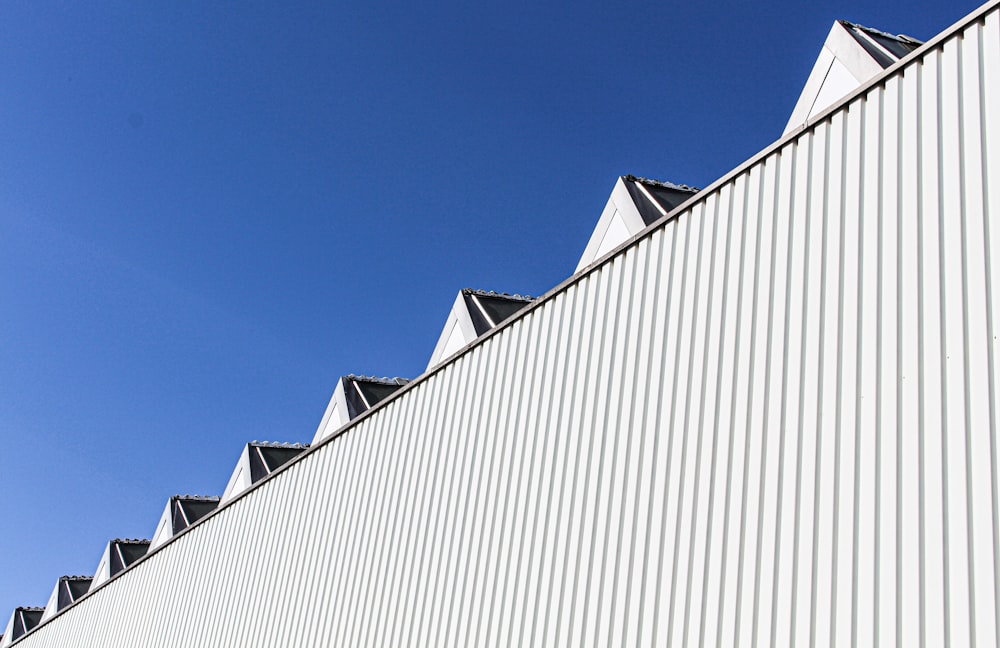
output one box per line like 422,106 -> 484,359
11,0 -> 999,640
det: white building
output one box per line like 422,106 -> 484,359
4,1 -> 999,645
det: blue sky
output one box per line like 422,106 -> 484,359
0,0 -> 984,618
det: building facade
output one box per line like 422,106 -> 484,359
4,1 -> 999,645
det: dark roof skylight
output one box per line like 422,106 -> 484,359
9,608 -> 43,641
840,21 -> 922,68
622,175 -> 699,225
342,376 -> 409,420
247,442 -> 309,483
460,289 -> 534,336
56,576 -> 92,611
108,539 -> 151,578
169,495 -> 221,535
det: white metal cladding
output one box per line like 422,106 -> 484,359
14,5 -> 1000,646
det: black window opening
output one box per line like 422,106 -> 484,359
109,541 -> 150,577
170,497 -> 220,534
462,291 -> 533,336
11,608 -> 43,640
57,577 -> 92,611
343,378 -> 408,420
623,176 -> 698,226
846,22 -> 922,60
844,23 -> 897,68
248,444 -> 308,483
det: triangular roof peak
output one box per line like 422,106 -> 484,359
0,608 -> 44,646
40,575 -> 93,622
784,20 -> 922,135
312,375 -> 411,444
425,289 -> 535,371
575,175 -> 698,273
149,495 -> 221,550
88,539 -> 151,592
220,442 -> 309,503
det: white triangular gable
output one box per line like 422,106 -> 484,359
0,611 -> 15,647
575,177 -> 649,272
39,582 -> 60,623
88,543 -> 114,591
425,292 -> 481,371
220,445 -> 254,504
149,500 -> 175,550
784,21 -> 894,135
311,378 -> 351,444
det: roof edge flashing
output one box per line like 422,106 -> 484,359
838,19 -> 922,46
622,174 -> 699,193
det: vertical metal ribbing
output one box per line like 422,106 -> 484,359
768,142 -> 797,648
696,188 -> 734,648
477,309 -> 531,644
674,198 -> 710,647
789,129 -> 815,648
679,195 -> 722,648
526,290 -> 577,646
616,231 -> 662,646
957,31 -> 980,648
418,353 -> 471,645
918,48 -> 939,648
669,193 -> 706,648
785,131 -> 811,648
578,252 -> 631,646
856,82 -> 881,648
286,451 -> 320,644
594,241 -> 643,645
553,270 -> 605,646
633,212 -> 680,648
438,330 -> 493,648
685,193 -> 725,648
715,170 -> 751,648
516,288 -> 571,646
485,308 -> 541,646
753,143 -> 784,648
980,11 -> 1000,645
463,319 -> 522,646
321,407 -> 369,643
499,297 -> 551,645
450,330 -> 508,646
831,106 -> 849,644
733,158 -> 767,648
452,335 -> 498,643
383,367 -> 435,641
536,280 -> 587,646
652,195 -> 695,646
961,22 -> 999,648
268,456 -> 308,643
424,344 -> 482,646
11,7 -> 1000,647
705,179 -> 741,648
800,119 -> 819,648
939,35 -> 966,648
826,103 -> 842,648
396,363 -> 454,645
332,410 -> 383,643
352,382 -> 403,644
367,363 -> 429,645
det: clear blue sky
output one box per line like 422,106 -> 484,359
0,0 -> 983,617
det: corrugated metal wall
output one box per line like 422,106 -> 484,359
16,4 -> 1000,646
